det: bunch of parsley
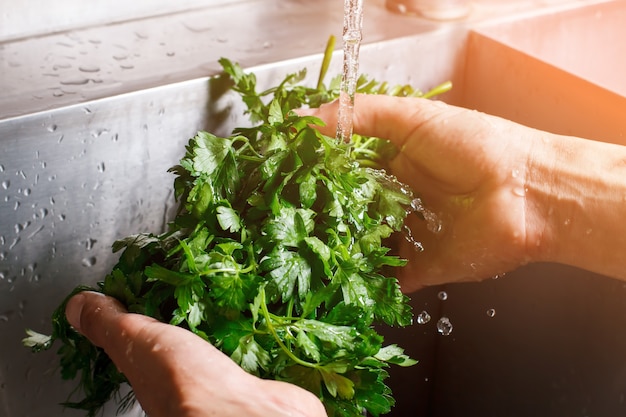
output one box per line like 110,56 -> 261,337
24,37 -> 450,416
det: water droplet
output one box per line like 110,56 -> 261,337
81,257 -> 97,267
78,65 -> 100,73
416,310 -> 431,324
91,129 -> 109,138
1,180 -> 9,190
166,51 -> 175,57
23,188 -> 31,196
27,225 -> 44,239
409,198 -> 442,233
85,238 -> 97,250
113,54 -> 128,61
47,124 -> 58,132
0,164 -> 4,172
403,225 -> 424,252
97,162 -> 105,173
436,317 -> 453,336
263,41 -> 273,49
438,291 -> 448,301
182,22 -> 213,33
512,186 -> 525,197
60,77 -> 89,86
9,237 -> 20,250
564,218 -> 571,226
511,169 -> 520,178
486,308 -> 496,318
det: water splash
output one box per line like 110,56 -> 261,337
416,310 -> 431,324
409,198 -> 442,233
436,317 -> 453,336
336,0 -> 364,143
403,224 -> 424,252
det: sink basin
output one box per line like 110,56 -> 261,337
2,1 -> 626,417
459,0 -> 626,144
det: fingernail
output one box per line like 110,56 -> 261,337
65,291 -> 105,332
65,293 -> 86,332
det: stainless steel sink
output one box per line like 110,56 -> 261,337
1,0 -> 625,416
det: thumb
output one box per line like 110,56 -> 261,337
64,291 -> 162,376
65,291 -> 128,346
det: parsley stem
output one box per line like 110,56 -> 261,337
259,288 -> 320,369
197,263 -> 254,276
352,147 -> 380,160
355,159 -> 381,169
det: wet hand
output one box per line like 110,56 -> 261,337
300,95 -> 543,291
65,291 -> 328,417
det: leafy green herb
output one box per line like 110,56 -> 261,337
24,36 -> 450,416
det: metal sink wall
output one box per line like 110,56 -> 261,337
2,0 -> 626,416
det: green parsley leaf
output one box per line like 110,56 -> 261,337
24,35 -> 452,417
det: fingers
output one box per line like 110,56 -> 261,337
64,292 -> 165,377
64,292 -> 327,417
299,94 -> 453,148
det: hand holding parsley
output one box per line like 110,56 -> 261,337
65,291 -> 327,417
300,94 -> 537,291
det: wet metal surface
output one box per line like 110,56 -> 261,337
1,0 -> 624,416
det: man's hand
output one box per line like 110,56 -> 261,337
65,291 -> 328,417
300,95 -> 542,291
